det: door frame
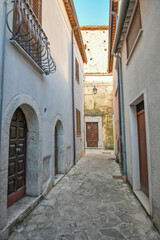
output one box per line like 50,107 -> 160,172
0,95 -> 42,232
86,122 -> 99,147
129,90 -> 152,215
84,115 -> 104,149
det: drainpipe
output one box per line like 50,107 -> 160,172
0,0 -> 7,158
112,0 -> 129,181
71,29 -> 76,165
112,0 -> 130,54
114,53 -> 127,181
117,64 -> 123,168
118,55 -> 127,179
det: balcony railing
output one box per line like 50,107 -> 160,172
7,0 -> 56,75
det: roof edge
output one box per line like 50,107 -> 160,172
112,0 -> 130,54
80,25 -> 109,31
63,0 -> 87,64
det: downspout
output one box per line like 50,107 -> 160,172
112,0 -> 130,181
71,29 -> 76,165
0,0 -> 7,158
117,62 -> 123,168
71,26 -> 78,165
118,55 -> 127,179
114,53 -> 127,180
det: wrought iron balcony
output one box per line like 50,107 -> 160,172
7,0 -> 56,75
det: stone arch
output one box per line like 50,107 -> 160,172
53,115 -> 65,174
0,94 -> 43,231
0,94 -> 42,207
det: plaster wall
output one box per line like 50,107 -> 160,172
0,0 -> 84,233
119,0 -> 160,230
112,59 -> 120,156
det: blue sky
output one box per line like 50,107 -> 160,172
73,0 -> 110,26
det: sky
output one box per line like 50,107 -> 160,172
73,0 -> 110,26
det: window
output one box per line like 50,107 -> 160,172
76,109 -> 81,136
75,58 -> 79,83
13,0 -> 42,55
8,0 -> 56,74
126,1 -> 142,58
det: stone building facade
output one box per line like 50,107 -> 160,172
109,0 -> 160,231
81,26 -> 114,151
0,0 -> 86,238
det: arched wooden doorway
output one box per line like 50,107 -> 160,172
8,108 -> 27,207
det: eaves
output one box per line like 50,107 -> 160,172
63,0 -> 87,64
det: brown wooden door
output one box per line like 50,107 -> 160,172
86,122 -> 98,147
137,101 -> 149,198
8,108 -> 27,207
55,127 -> 58,175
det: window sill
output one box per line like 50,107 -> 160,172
11,40 -> 44,75
126,29 -> 143,66
77,134 -> 81,137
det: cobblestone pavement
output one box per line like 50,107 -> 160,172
9,154 -> 160,240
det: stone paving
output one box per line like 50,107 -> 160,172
9,154 -> 160,240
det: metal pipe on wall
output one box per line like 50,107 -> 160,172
71,29 -> 76,166
0,0 -> 8,159
118,56 -> 127,179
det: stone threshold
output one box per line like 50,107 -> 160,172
54,174 -> 65,185
134,190 -> 150,215
1,195 -> 43,239
1,174 -> 65,239
85,148 -> 114,155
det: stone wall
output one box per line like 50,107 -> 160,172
84,76 -> 114,150
81,26 -> 114,150
81,27 -> 108,74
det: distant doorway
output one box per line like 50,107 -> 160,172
137,101 -> 149,198
54,120 -> 64,175
86,122 -> 98,147
8,108 -> 27,207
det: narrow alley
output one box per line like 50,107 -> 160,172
9,154 -> 160,240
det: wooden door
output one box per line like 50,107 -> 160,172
8,108 -> 27,207
55,127 -> 58,175
137,101 -> 149,198
86,122 -> 98,147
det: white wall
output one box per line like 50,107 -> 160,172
0,0 -> 84,234
119,0 -> 160,230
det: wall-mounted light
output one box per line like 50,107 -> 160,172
92,85 -> 97,95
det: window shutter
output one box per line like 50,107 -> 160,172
126,1 -> 142,57
76,109 -> 81,136
75,58 -> 79,83
32,0 -> 42,24
13,3 -> 29,45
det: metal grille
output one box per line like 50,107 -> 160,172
126,3 -> 141,57
7,0 -> 56,75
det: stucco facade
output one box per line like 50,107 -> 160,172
81,26 -> 114,151
0,0 -> 86,237
110,0 -> 160,232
